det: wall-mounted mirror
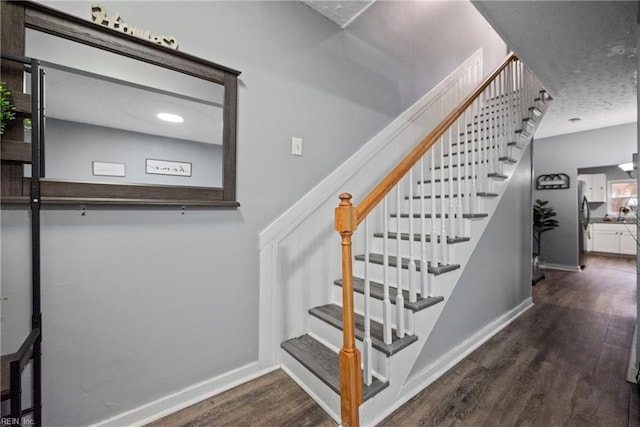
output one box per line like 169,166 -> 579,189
2,1 -> 239,206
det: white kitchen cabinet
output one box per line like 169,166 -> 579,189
592,223 -> 637,254
578,173 -> 607,202
619,231 -> 638,255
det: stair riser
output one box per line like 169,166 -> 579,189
414,179 -> 503,196
402,197 -> 488,214
388,217 -> 473,236
414,181 -> 474,197
430,164 -> 502,177
352,260 -> 460,295
395,199 -> 490,215
308,316 -> 390,378
431,145 -> 515,162
369,236 -> 463,260
440,155 -> 512,170
353,259 -> 416,288
344,289 -> 417,335
352,259 -> 461,287
449,142 -> 520,158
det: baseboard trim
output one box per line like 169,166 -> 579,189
627,323 -> 638,384
371,298 -> 533,425
90,362 -> 278,427
539,262 -> 581,272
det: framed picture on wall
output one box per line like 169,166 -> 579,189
145,159 -> 192,177
92,161 -> 126,177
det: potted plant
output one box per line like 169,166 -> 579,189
533,199 -> 559,283
0,81 -> 17,135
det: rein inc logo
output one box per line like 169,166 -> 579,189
1,418 -> 35,425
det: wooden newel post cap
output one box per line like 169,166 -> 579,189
335,193 -> 357,233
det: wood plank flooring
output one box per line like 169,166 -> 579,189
149,255 -> 638,426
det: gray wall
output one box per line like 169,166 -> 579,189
532,123 -> 637,267
410,145 -> 533,375
1,1 -> 506,425
46,118 -> 223,187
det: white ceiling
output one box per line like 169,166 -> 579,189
304,0 -> 637,139
302,0 -> 376,28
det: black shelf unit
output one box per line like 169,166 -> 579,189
1,53 -> 43,426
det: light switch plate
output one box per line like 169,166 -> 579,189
292,137 -> 303,156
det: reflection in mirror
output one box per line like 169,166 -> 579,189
25,28 -> 225,188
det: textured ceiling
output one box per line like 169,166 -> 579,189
472,1 -> 637,138
305,0 -> 637,139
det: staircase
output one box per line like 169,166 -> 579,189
279,54 -> 550,426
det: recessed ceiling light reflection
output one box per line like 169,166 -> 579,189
157,112 -> 184,123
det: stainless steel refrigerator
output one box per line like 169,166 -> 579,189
578,180 -> 591,269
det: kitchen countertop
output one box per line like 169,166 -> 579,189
590,217 -> 638,224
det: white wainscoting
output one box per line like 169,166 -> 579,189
258,49 -> 484,366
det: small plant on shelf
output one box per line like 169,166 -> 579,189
0,81 -> 17,135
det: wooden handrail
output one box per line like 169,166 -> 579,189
356,52 -> 518,223
334,52 -> 522,427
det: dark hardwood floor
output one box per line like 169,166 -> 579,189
149,254 -> 638,426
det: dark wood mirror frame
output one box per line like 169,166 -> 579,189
1,0 -> 240,206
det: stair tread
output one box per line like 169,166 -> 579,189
498,156 -> 517,163
372,232 -> 470,244
434,161 -> 511,170
418,177 -> 484,184
443,147 -> 512,157
391,212 -> 489,219
281,334 -> 389,401
309,304 -> 418,356
420,174 -> 507,183
406,193 -> 498,199
488,173 -> 508,180
354,253 -> 460,276
459,126 -> 525,136
334,277 -> 445,312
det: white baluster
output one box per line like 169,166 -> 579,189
470,100 -> 478,215
488,81 -> 495,181
382,196 -> 392,345
505,63 -> 512,145
439,136 -> 448,265
463,108 -> 471,214
419,158 -> 430,297
511,62 -> 517,143
478,97 -> 486,196
395,185 -> 405,339
456,118 -> 464,237
447,127 -> 455,240
407,169 -> 417,303
430,148 -> 438,267
498,71 -> 505,164
363,217 -> 372,386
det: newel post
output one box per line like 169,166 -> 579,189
335,193 -> 362,427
